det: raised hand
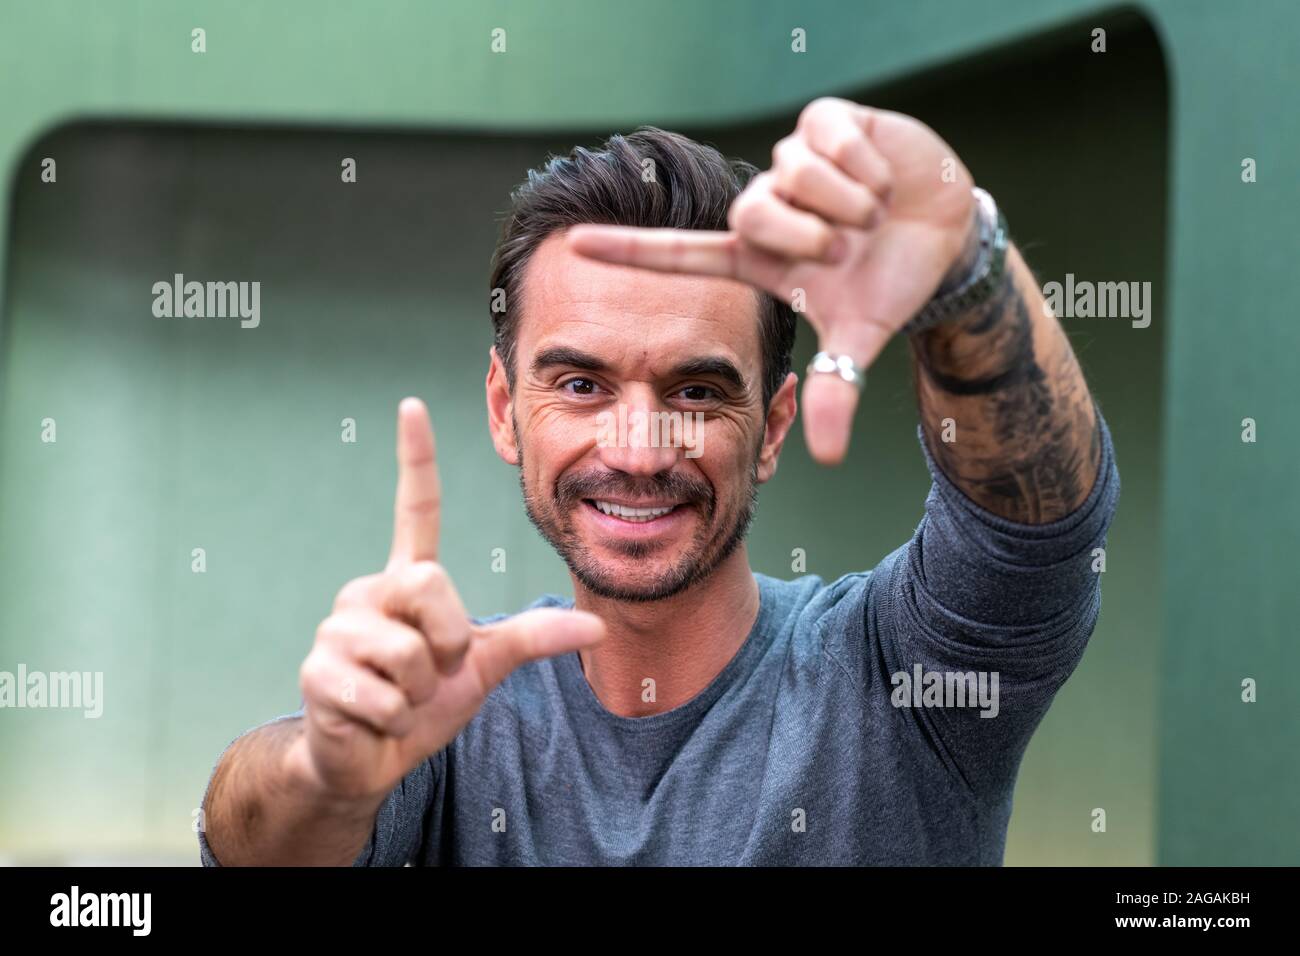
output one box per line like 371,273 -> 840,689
294,397 -> 605,801
567,98 -> 977,465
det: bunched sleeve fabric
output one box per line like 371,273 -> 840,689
197,708 -> 440,866
866,404 -> 1121,803
350,754 -> 439,866
197,711 -> 301,867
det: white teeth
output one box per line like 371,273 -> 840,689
593,500 -> 675,522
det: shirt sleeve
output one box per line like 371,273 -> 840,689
197,707 -> 439,866
198,710 -> 300,866
867,404 -> 1121,800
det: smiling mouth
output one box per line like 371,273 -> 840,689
583,499 -> 681,523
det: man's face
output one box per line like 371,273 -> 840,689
487,230 -> 793,602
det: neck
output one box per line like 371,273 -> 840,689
570,546 -> 760,718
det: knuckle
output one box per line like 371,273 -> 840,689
827,131 -> 861,168
727,184 -> 757,230
807,225 -> 834,258
726,199 -> 743,232
409,560 -> 449,592
315,611 -> 378,660
402,490 -> 440,516
786,158 -> 820,195
798,96 -> 838,128
371,692 -> 406,730
299,652 -> 327,696
315,614 -> 345,648
385,629 -> 427,673
858,197 -> 879,228
333,574 -> 376,611
730,192 -> 765,234
439,617 -> 472,651
770,134 -> 798,167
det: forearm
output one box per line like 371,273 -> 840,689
908,233 -> 1101,525
203,717 -> 384,866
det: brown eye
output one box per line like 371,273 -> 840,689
563,378 -> 598,396
679,385 -> 717,402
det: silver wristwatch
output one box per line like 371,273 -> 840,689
904,187 -> 1008,335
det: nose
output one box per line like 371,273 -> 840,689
594,389 -> 681,477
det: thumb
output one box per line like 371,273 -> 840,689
471,608 -> 606,689
802,322 -> 891,465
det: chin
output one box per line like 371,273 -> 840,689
569,553 -> 707,603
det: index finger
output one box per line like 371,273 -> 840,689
388,397 -> 441,568
567,224 -> 741,278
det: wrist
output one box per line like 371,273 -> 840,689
281,728 -> 386,818
904,187 -> 1008,337
933,200 -> 983,300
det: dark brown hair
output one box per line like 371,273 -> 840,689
488,127 -> 797,407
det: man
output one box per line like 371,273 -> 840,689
200,98 -> 1118,865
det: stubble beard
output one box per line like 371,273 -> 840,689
516,430 -> 761,603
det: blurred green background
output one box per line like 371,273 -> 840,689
0,1 -> 1295,865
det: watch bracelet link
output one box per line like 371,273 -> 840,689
903,187 -> 1009,336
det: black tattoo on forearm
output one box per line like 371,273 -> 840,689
908,253 -> 1102,524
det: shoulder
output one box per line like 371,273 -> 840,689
753,568 -> 884,667
756,568 -> 880,621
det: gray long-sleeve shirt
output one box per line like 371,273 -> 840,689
200,416 -> 1119,865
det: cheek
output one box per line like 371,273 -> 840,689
523,386 -> 616,436
696,419 -> 760,494
701,413 -> 760,464
521,400 -> 595,478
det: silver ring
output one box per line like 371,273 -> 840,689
806,351 -> 865,391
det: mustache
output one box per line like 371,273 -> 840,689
555,470 -> 714,512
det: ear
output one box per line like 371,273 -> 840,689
756,372 -> 798,484
485,346 -> 519,466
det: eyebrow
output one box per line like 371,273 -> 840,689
668,357 -> 748,394
530,346 -> 609,376
530,347 -> 749,394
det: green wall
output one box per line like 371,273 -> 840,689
0,0 -> 1295,865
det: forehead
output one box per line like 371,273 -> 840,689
515,230 -> 761,371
